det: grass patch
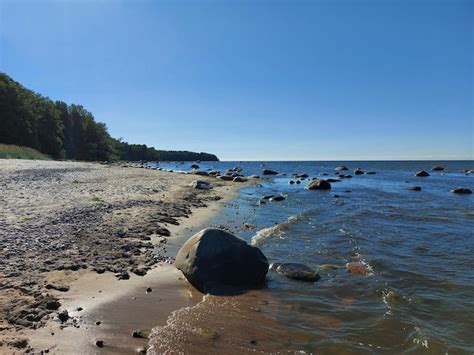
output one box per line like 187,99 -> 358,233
0,144 -> 51,160
91,196 -> 104,203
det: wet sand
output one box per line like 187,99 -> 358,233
0,159 -> 243,353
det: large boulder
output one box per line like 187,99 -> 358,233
305,179 -> 331,190
354,168 -> 364,175
262,169 -> 278,175
174,228 -> 269,293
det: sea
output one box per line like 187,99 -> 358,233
148,161 -> 473,354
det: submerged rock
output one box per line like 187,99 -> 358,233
354,168 -> 364,175
407,186 -> 422,191
346,262 -> 369,275
275,263 -> 320,282
190,180 -> 213,190
415,170 -> 430,177
366,171 -> 376,175
305,179 -> 331,190
451,188 -> 472,194
174,228 -> 269,293
431,165 -> 444,171
335,165 -> 349,171
262,169 -> 278,175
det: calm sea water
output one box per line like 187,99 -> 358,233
150,161 -> 473,354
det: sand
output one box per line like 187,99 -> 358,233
0,159 -> 244,353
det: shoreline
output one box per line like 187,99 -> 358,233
0,159 -> 247,353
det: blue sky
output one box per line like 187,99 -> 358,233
0,0 -> 472,160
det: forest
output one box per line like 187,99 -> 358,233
0,72 -> 219,162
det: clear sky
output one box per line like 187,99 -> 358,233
0,0 -> 472,161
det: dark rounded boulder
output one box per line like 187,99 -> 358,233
431,165 -> 444,171
262,169 -> 278,175
415,170 -> 430,177
305,179 -> 332,190
174,228 -> 269,293
407,186 -> 422,191
335,165 -> 349,171
190,164 -> 200,169
451,188 -> 472,194
275,263 -> 320,282
354,169 -> 364,175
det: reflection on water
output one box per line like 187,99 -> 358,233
149,161 -> 474,353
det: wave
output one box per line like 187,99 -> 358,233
250,214 -> 301,246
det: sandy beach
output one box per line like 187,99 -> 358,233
0,159 -> 242,353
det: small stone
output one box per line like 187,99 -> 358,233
146,287 -> 152,293
95,340 -> 104,348
58,310 -> 69,323
95,321 -> 101,325
132,329 -> 146,338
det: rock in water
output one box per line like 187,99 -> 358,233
415,170 -> 430,177
335,165 -> 349,171
276,263 -> 320,282
407,186 -> 422,191
270,195 -> 285,201
190,180 -> 213,190
305,179 -> 332,190
346,262 -> 369,275
431,165 -> 444,171
451,188 -> 472,194
190,164 -> 200,169
354,168 -> 364,175
262,169 -> 278,175
174,228 -> 269,293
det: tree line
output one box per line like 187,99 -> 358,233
0,72 -> 218,162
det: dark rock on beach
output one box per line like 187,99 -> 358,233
174,228 -> 269,293
233,176 -> 247,183
275,263 -> 320,282
305,179 -> 331,190
190,180 -> 213,190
